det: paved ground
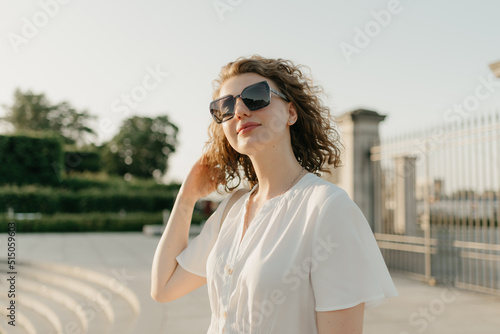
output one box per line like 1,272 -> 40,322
0,232 -> 499,334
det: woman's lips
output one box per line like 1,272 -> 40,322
238,124 -> 260,134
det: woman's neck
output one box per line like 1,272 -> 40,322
248,143 -> 304,201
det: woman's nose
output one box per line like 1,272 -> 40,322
233,98 -> 251,119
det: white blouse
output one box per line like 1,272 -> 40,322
176,173 -> 398,334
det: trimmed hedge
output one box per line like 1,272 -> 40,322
58,175 -> 111,191
0,212 -> 159,232
59,189 -> 175,213
0,186 -> 59,213
0,186 -> 176,213
64,151 -> 102,173
0,134 -> 63,186
0,211 -> 206,232
58,173 -> 181,192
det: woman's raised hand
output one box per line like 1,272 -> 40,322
178,155 -> 224,203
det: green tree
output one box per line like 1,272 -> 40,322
103,115 -> 179,179
2,88 -> 96,146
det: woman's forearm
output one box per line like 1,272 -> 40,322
150,192 -> 197,300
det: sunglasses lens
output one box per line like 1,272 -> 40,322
210,97 -> 235,123
220,98 -> 235,122
242,82 -> 270,111
209,81 -> 272,123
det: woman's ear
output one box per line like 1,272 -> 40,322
287,102 -> 298,125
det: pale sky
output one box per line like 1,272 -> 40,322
1,0 -> 500,183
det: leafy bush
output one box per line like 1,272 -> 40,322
0,186 -> 59,213
64,151 -> 102,173
0,185 -> 176,213
0,212 -> 157,232
58,172 -> 181,192
0,134 -> 63,186
0,211 -> 206,233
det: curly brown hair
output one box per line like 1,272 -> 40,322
203,55 -> 343,193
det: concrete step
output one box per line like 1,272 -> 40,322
18,265 -> 115,325
23,261 -> 140,333
19,294 -> 64,334
0,259 -> 141,334
20,278 -> 93,333
0,296 -> 38,334
22,260 -> 141,315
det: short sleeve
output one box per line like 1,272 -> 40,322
311,190 -> 398,311
175,194 -> 232,278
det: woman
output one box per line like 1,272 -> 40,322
151,55 -> 398,333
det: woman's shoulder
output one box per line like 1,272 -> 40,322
301,173 -> 349,202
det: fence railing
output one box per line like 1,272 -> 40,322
370,109 -> 500,294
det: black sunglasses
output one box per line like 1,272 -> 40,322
209,81 -> 289,124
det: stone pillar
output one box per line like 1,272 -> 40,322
394,156 -> 418,235
328,109 -> 386,231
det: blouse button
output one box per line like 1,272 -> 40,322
224,264 -> 233,275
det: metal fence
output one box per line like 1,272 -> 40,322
370,109 -> 500,294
